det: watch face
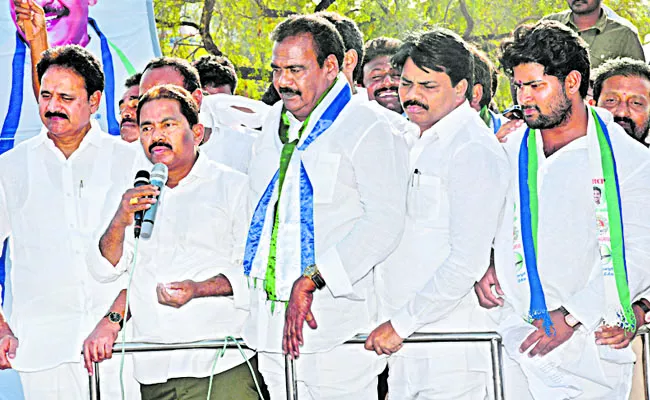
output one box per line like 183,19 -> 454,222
108,312 -> 122,323
303,264 -> 317,276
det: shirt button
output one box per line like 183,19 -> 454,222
66,192 -> 72,197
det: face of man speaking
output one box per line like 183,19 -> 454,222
10,0 -> 98,47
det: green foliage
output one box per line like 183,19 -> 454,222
154,0 -> 650,106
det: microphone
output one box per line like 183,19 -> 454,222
133,170 -> 150,239
140,163 -> 168,240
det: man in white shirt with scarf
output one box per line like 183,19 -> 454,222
0,45 -> 140,400
476,21 -> 650,399
363,28 -> 510,399
243,14 -> 407,399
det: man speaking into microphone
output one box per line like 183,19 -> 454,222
84,85 -> 262,400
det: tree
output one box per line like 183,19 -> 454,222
154,0 -> 650,106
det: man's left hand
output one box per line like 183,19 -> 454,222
594,303 -> 646,349
283,276 -> 318,359
520,309 -> 574,357
156,280 -> 197,308
364,321 -> 404,355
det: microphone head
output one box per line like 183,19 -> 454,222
150,163 -> 168,186
134,170 -> 150,187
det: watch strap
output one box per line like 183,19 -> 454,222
303,264 -> 326,290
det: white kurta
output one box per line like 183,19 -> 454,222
0,121 -> 141,399
374,101 -> 509,398
199,123 -> 257,174
243,85 -> 409,354
492,107 -> 650,399
87,152 -> 253,385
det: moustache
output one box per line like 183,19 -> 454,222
120,117 -> 136,128
44,111 -> 68,120
278,87 -> 301,96
374,86 -> 399,98
402,99 -> 429,110
614,116 -> 636,128
43,5 -> 70,18
148,141 -> 172,153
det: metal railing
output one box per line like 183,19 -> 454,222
86,332 -> 504,400
640,326 -> 650,400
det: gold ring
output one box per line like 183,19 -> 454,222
129,197 -> 138,205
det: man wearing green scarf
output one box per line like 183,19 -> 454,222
241,14 -> 408,399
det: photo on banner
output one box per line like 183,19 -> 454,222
0,0 -> 161,154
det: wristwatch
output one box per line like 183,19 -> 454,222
303,264 -> 326,290
104,311 -> 124,330
558,306 -> 581,329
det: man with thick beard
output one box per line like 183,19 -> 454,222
472,21 -> 650,399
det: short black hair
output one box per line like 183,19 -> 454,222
193,55 -> 238,93
137,84 -> 199,127
360,36 -> 403,80
592,57 -> 650,102
124,72 -> 142,89
491,68 -> 499,100
315,12 -> 364,82
392,29 -> 474,100
593,186 -> 601,193
37,45 -> 104,99
499,20 -> 590,98
469,45 -> 495,108
142,57 -> 201,93
271,14 -> 345,72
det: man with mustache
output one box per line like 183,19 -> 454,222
119,72 -> 142,143
85,84 -> 261,400
242,14 -> 407,398
0,44 -> 140,400
592,57 -> 650,146
474,21 -> 650,399
361,37 -> 403,114
544,0 -> 644,68
363,28 -> 509,399
5,0 -> 151,146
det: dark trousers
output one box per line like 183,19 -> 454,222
140,355 -> 267,400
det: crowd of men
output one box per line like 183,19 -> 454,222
1,0 -> 650,399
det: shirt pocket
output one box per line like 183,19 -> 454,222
407,173 -> 442,221
312,152 -> 341,204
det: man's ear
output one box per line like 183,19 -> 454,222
323,54 -> 340,81
455,78 -> 469,102
191,89 -> 203,109
343,49 -> 359,78
89,90 -> 102,113
192,123 -> 204,146
565,70 -> 582,96
470,83 -> 483,111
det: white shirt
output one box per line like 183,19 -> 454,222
87,152 -> 253,385
243,81 -> 409,353
199,124 -> 257,174
0,121 -> 139,371
492,107 -> 650,394
379,101 -> 510,338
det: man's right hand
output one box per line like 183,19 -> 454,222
112,185 -> 159,229
0,325 -> 18,370
13,0 -> 46,42
83,318 -> 121,375
474,264 -> 504,309
495,119 -> 524,143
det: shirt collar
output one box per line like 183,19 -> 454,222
419,100 -> 474,146
30,119 -> 104,151
176,149 -> 212,187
